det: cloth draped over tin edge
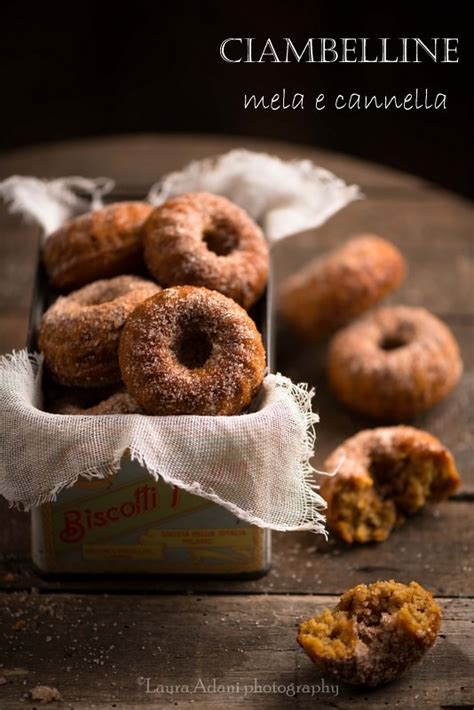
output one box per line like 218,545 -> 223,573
0,352 -> 327,533
0,149 -> 362,532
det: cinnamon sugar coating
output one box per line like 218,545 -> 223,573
143,192 -> 269,309
43,202 -> 154,291
321,426 -> 460,544
280,235 -> 405,341
39,275 -> 160,387
297,580 -> 441,687
52,391 -> 143,415
119,286 -> 266,415
328,306 -> 462,419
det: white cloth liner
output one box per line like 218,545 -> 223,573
0,176 -> 114,235
0,352 -> 326,532
148,149 -> 361,242
0,150 -> 360,532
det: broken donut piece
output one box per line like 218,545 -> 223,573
321,426 -> 460,544
297,580 -> 441,687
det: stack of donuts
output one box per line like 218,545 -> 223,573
38,193 -> 270,417
280,233 -> 463,544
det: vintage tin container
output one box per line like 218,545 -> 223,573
28,210 -> 273,576
31,458 -> 271,575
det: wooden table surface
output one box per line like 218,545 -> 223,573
0,134 -> 472,709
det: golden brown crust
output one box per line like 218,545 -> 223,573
328,306 -> 462,419
119,286 -> 266,415
43,202 -> 154,291
39,275 -> 160,387
143,192 -> 269,309
280,235 -> 405,340
321,426 -> 461,544
297,580 -> 441,687
51,391 -> 144,415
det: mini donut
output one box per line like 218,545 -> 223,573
44,381 -> 144,415
297,580 -> 441,687
143,192 -> 269,309
280,235 -> 405,340
53,392 -> 143,415
119,285 -> 266,415
321,426 -> 460,544
43,202 -> 154,291
39,275 -> 160,387
328,306 -> 462,419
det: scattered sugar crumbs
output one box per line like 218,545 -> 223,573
29,685 -> 62,703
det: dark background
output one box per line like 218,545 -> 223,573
0,1 -> 471,196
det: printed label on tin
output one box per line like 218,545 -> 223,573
35,458 -> 269,574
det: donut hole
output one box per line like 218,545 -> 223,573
175,329 -> 213,369
75,283 -> 129,307
203,225 -> 238,256
96,284 -> 129,304
90,290 -> 122,306
379,321 -> 416,351
379,334 -> 410,351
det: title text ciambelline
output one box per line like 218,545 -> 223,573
220,37 -> 459,64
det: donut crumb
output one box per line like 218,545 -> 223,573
29,685 -> 62,703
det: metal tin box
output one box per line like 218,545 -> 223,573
28,210 -> 273,577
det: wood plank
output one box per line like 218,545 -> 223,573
268,502 -> 474,597
1,501 -> 472,597
289,192 -> 473,250
0,593 -> 472,709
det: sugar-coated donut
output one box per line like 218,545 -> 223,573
43,202 -> 154,291
143,192 -> 269,309
119,286 -> 266,415
297,580 -> 441,687
280,235 -> 405,340
328,306 -> 462,419
321,426 -> 460,544
52,391 -> 144,415
39,275 -> 160,387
